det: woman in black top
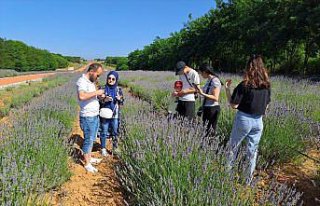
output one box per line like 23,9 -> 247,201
225,55 -> 271,185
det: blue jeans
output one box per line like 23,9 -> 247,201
100,118 -> 119,148
80,116 -> 99,154
227,111 -> 263,184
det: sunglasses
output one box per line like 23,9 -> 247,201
108,77 -> 116,81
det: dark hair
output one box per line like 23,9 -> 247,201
243,55 -> 270,89
199,64 -> 224,86
87,63 -> 102,72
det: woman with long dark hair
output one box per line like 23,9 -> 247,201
197,64 -> 223,138
225,55 -> 271,185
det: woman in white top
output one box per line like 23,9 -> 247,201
197,64 -> 223,139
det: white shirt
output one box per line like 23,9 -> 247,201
179,69 -> 200,101
76,74 -> 100,117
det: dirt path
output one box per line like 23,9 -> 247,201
275,149 -> 320,205
0,62 -> 90,88
49,115 -> 126,206
257,149 -> 320,205
0,73 -> 55,86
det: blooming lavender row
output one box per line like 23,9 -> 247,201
0,73 -> 78,205
118,71 -> 319,166
118,71 -> 320,122
115,90 -> 302,205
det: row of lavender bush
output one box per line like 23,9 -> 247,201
0,75 -> 69,118
118,71 -> 320,167
0,73 -> 78,205
115,90 -> 302,205
0,69 -> 19,78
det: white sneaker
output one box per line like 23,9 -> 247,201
101,148 -> 108,157
84,164 -> 98,173
90,157 -> 102,164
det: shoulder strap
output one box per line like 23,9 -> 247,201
203,79 -> 213,106
184,73 -> 194,88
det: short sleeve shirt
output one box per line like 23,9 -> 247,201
76,74 -> 100,117
202,77 -> 221,107
231,81 -> 271,115
179,69 -> 200,101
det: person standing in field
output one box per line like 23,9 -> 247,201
173,61 -> 200,120
196,64 -> 223,139
99,71 -> 124,156
76,63 -> 105,173
225,55 -> 271,185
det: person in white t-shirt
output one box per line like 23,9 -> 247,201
173,61 -> 200,120
76,63 -> 104,173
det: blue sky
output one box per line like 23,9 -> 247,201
0,0 -> 215,59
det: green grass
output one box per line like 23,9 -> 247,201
0,74 -> 68,118
260,115 -> 309,164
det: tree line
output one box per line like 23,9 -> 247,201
128,0 -> 320,76
0,38 -> 82,72
105,56 -> 129,71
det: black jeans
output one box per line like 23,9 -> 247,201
202,105 -> 220,137
176,100 -> 195,120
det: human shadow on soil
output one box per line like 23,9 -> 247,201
68,134 -> 102,165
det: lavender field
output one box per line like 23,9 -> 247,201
0,74 -> 78,205
116,70 -> 320,205
0,71 -> 319,205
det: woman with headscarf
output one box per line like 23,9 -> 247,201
225,55 -> 271,185
99,71 -> 124,156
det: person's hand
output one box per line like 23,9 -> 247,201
225,79 -> 232,89
116,95 -> 122,101
177,90 -> 185,97
97,93 -> 106,101
96,89 -> 104,96
172,91 -> 179,97
105,96 -> 113,102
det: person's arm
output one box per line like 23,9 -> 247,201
178,87 -> 196,96
116,87 -> 124,104
265,88 -> 271,113
177,71 -> 199,96
78,89 -> 104,101
201,87 -> 220,101
225,79 -> 239,109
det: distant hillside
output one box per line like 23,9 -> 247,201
0,38 -> 81,72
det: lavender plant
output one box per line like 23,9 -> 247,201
0,74 -> 69,118
119,71 -> 319,167
0,74 -> 78,205
115,91 -> 302,205
0,69 -> 19,78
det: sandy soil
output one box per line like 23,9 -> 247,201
48,116 -> 126,206
257,149 -> 320,205
276,149 -> 320,205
